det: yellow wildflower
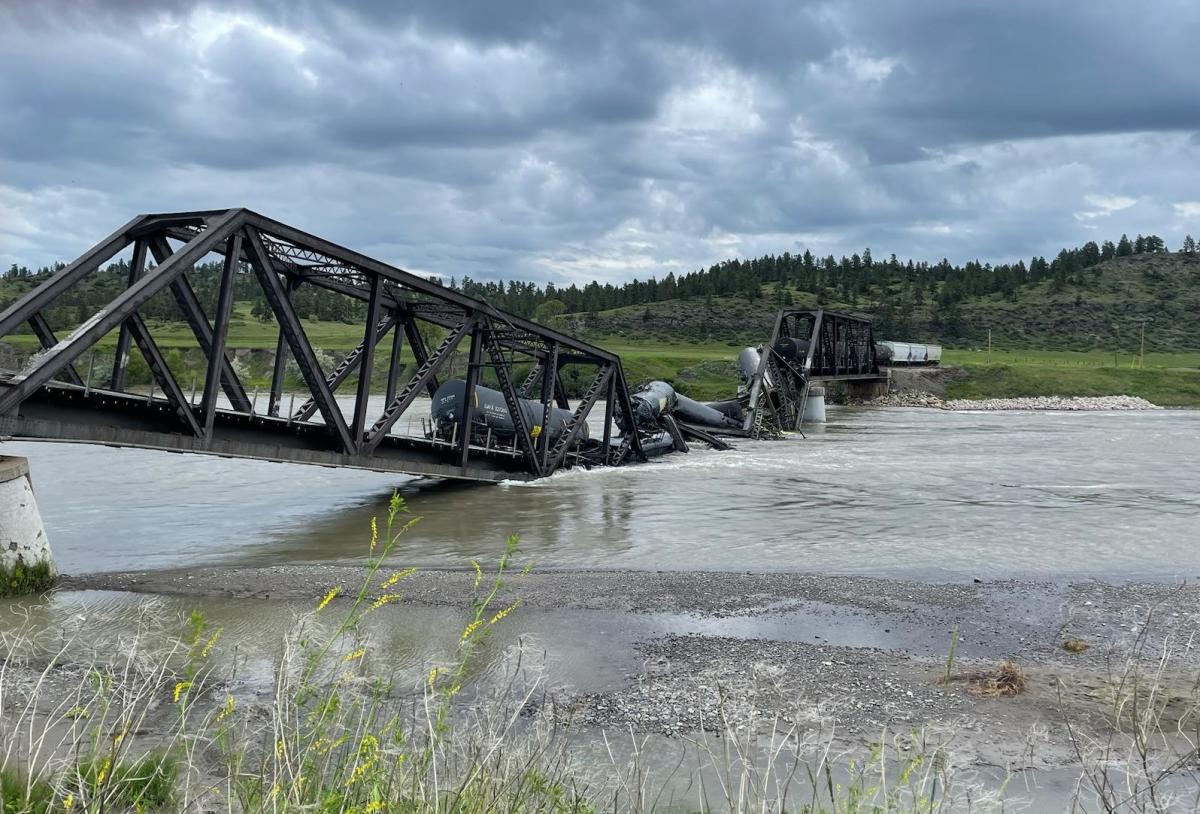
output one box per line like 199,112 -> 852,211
368,593 -> 400,611
216,694 -> 236,723
317,586 -> 341,611
460,619 -> 483,641
95,758 -> 111,786
201,628 -> 223,658
471,559 -> 483,589
62,793 -> 74,810
173,681 -> 192,703
370,516 -> 378,552
345,754 -> 378,786
342,648 -> 366,663
365,802 -> 385,813
488,600 -> 521,626
427,667 -> 438,687
379,567 -> 416,589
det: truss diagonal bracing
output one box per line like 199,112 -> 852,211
742,309 -> 883,437
0,209 -> 629,481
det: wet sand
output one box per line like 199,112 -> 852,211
60,566 -> 1200,771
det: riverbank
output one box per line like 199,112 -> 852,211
57,566 -> 1200,772
9,567 -> 1197,809
942,357 -> 1200,407
869,392 -> 1161,410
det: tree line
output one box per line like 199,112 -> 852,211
2,231 -> 1192,335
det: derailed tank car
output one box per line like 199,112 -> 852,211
431,380 -> 587,444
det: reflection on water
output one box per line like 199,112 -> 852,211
4,408 -> 1200,580
0,589 -> 646,695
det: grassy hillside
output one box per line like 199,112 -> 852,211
565,253 -> 1200,354
3,253 -> 1199,404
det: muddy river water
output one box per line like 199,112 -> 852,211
5,405 -> 1199,580
4,406 -> 1200,809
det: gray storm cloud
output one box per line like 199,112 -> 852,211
3,0 -> 1200,282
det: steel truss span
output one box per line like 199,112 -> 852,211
0,209 -> 646,482
742,309 -> 884,436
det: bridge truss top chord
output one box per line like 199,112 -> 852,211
0,209 -> 646,482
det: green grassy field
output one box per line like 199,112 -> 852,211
942,349 -> 1200,406
4,307 -> 1200,405
0,304 -> 369,351
597,341 -> 1200,405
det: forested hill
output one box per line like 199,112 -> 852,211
570,251 -> 1200,352
3,232 -> 1199,352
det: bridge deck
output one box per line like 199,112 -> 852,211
0,381 -> 535,482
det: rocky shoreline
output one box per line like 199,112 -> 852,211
49,566 -> 1200,771
868,392 -> 1160,411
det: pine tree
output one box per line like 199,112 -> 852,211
1183,235 -> 1197,255
1117,234 -> 1133,256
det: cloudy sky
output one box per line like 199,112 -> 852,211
3,1 -> 1200,285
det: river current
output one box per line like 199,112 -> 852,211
5,405 -> 1198,580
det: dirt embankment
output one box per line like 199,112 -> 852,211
885,365 -> 969,397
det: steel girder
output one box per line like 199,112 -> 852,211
0,209 -> 639,480
742,308 -> 881,437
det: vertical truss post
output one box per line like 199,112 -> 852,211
554,371 -> 570,409
613,370 -> 646,463
244,227 -> 355,455
832,317 -> 840,376
384,313 -> 405,406
352,274 -> 385,447
200,233 -> 241,443
148,235 -> 253,412
602,371 -> 616,463
458,325 -> 484,468
539,342 -> 558,467
292,312 -> 397,422
268,277 -> 299,417
483,334 -> 543,477
110,239 -> 147,391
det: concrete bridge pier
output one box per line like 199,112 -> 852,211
0,456 -> 56,595
844,377 -> 890,401
801,386 -> 827,424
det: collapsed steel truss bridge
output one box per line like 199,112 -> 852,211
0,211 -> 888,481
0,209 -> 646,482
742,308 -> 883,436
